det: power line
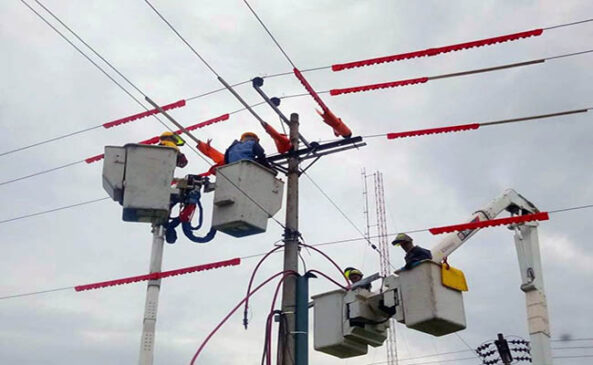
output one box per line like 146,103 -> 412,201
371,356 -> 478,364
543,17 -> 593,30
32,0 -> 145,97
0,89 -> 326,187
0,125 -> 101,157
241,0 -> 297,68
2,200 -> 593,300
19,0 -> 211,168
19,0 -> 138,105
5,22 -> 588,159
0,197 -> 109,224
552,337 -> 593,342
239,0 -> 393,269
549,204 -> 593,214
142,0 -> 219,77
0,160 -> 85,186
362,105 -> 592,140
332,17 -> 593,72
144,0 -> 225,81
302,171 -> 386,257
14,0 -> 286,232
455,332 -> 481,360
13,0 -> 285,232
0,286 -> 74,300
330,49 -> 593,96
366,349 -> 474,364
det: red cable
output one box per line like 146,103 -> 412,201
190,270 -> 295,364
74,258 -> 240,292
243,245 -> 284,329
265,272 -> 298,365
307,269 -> 349,291
386,123 -> 480,139
299,243 -> 351,289
429,212 -> 549,235
102,99 -> 186,128
331,29 -> 543,71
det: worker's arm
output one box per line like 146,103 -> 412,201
253,141 -> 272,169
176,153 -> 188,168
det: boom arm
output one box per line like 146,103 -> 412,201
430,188 -> 552,364
431,188 -> 538,262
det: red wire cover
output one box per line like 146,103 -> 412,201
75,257 -> 241,292
263,122 -> 292,153
181,114 -> 229,133
330,77 -> 428,96
139,136 -> 161,145
85,114 -> 230,163
331,29 -> 544,71
84,153 -> 104,164
293,68 -> 330,113
429,212 -> 549,235
386,123 -> 480,139
102,99 -> 186,129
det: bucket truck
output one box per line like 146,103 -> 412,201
312,189 -> 552,365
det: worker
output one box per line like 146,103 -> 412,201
392,233 -> 432,270
224,132 -> 271,169
159,131 -> 188,168
344,267 -> 371,290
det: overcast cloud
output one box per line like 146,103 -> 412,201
1,1 -> 592,364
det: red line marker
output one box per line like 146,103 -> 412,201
332,29 -> 543,71
330,77 -> 428,96
85,114 -> 230,163
102,100 -> 186,129
386,123 -> 480,139
429,212 -> 549,235
84,153 -> 105,164
74,258 -> 241,292
180,114 -> 229,133
293,68 -> 330,113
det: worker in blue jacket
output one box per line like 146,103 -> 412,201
392,233 -> 432,270
224,132 -> 271,169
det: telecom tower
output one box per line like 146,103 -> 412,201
362,169 -> 398,364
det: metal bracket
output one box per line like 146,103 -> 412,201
268,136 -> 366,165
252,77 -> 311,148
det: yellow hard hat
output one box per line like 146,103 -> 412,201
240,132 -> 259,141
344,267 -> 363,280
160,131 -> 185,146
159,140 -> 179,150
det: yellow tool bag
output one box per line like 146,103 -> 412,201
441,264 -> 469,292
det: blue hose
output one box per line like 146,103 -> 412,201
182,223 -> 217,243
180,189 -> 217,243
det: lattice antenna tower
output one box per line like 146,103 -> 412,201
361,168 -> 372,240
373,171 -> 398,365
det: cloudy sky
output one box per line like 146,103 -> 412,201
1,0 -> 592,364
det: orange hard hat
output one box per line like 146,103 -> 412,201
240,132 -> 259,141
